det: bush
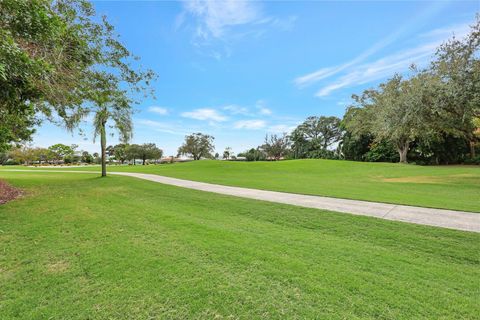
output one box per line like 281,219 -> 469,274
464,156 -> 480,165
3,159 -> 19,165
364,141 -> 399,162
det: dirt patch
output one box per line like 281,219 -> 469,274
46,260 -> 70,273
382,174 -> 477,184
0,180 -> 22,204
382,176 -> 442,184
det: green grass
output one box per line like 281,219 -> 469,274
0,171 -> 479,319
39,159 -> 480,212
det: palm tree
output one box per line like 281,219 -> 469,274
91,76 -> 133,177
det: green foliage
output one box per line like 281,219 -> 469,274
125,143 -> 163,165
261,133 -> 290,160
242,148 -> 267,161
177,133 -> 215,160
364,140 -> 399,163
342,17 -> 479,164
291,116 -> 342,159
0,0 -> 96,149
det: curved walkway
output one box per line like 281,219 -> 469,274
3,169 -> 480,232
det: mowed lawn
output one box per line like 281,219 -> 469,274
0,172 -> 479,319
57,159 -> 479,212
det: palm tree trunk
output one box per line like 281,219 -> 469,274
101,121 -> 107,177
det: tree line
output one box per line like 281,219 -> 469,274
1,143 -> 163,166
237,18 -> 480,165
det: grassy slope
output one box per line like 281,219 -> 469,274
46,159 -> 480,212
0,172 -> 478,319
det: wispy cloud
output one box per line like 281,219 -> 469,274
294,1 -> 465,96
223,104 -> 250,115
268,124 -> 296,133
255,100 -> 272,115
315,22 -> 471,97
183,0 -> 261,40
234,119 -> 266,130
296,20 -> 472,98
136,119 -> 185,135
178,0 -> 297,59
181,108 -> 227,122
148,106 -> 169,115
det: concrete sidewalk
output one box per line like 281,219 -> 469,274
113,172 -> 479,233
3,169 -> 480,232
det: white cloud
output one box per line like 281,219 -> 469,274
258,107 -> 272,115
181,108 -> 227,122
234,119 -> 266,130
419,22 -> 470,39
223,104 -> 249,115
255,100 -> 272,115
294,3 -> 463,91
295,20 -> 473,98
315,42 -> 438,97
180,0 -> 296,59
268,124 -> 296,133
136,119 -> 186,135
183,0 -> 261,40
148,106 -> 169,115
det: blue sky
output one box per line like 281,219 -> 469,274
34,0 -> 479,156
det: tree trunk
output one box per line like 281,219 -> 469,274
397,142 -> 409,164
470,140 -> 476,159
142,156 -> 146,165
100,121 -> 107,177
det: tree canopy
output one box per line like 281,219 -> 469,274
177,133 -> 215,160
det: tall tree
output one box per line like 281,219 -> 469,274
113,143 -> 128,164
291,116 -> 342,158
223,147 -> 232,160
86,20 -> 155,176
261,133 -> 290,160
429,16 -> 480,158
0,0 -> 99,150
48,144 -> 75,163
177,133 -> 215,160
138,143 -> 163,165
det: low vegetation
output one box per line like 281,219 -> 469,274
0,171 -> 478,319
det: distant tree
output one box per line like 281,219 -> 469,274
242,148 -> 266,161
214,152 -> 220,160
291,116 -> 342,158
31,148 -> 51,164
81,151 -> 93,164
106,145 -> 115,158
125,144 -> 142,165
8,146 -> 36,165
177,133 -> 215,160
113,144 -> 128,164
48,144 -> 75,163
138,143 -> 163,165
223,147 -> 232,160
261,133 -> 290,160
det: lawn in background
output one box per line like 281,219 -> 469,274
0,171 -> 478,319
40,159 -> 480,212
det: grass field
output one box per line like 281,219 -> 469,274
46,159 -> 480,212
0,171 -> 479,319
